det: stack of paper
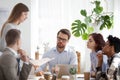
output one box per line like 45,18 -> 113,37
29,58 -> 54,66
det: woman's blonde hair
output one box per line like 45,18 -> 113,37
1,3 -> 29,36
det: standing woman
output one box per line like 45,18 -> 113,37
0,3 -> 29,51
87,33 -> 107,78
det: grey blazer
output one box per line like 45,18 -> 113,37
0,48 -> 32,80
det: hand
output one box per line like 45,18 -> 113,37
91,71 -> 96,78
33,65 -> 39,70
97,53 -> 103,67
52,65 -> 60,75
36,71 -> 44,76
18,49 -> 29,62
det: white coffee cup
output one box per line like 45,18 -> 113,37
61,75 -> 70,80
34,76 -> 41,80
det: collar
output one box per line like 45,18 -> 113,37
108,54 -> 115,59
53,46 -> 68,53
6,47 -> 20,58
107,55 -> 115,66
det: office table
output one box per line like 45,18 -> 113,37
28,74 -> 95,80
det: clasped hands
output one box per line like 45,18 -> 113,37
18,49 -> 29,62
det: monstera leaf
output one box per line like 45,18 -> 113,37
71,0 -> 113,40
81,27 -> 94,40
94,6 -> 103,14
100,15 -> 113,30
80,10 -> 87,17
93,1 -> 103,14
71,20 -> 87,37
84,16 -> 92,25
82,33 -> 89,40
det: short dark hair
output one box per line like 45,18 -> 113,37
57,29 -> 71,40
89,33 -> 105,52
108,35 -> 120,53
5,29 -> 21,46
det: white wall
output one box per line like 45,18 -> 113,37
0,0 -> 31,55
113,0 -> 120,37
30,0 -> 92,73
31,0 -> 118,73
1,0 -> 119,73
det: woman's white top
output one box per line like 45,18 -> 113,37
0,23 -> 19,51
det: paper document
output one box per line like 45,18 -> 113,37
29,58 -> 54,66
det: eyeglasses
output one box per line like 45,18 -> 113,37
57,37 -> 68,42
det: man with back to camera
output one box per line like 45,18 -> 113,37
36,28 -> 77,75
0,29 -> 32,80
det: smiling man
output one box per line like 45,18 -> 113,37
36,28 -> 77,75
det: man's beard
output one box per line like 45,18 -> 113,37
57,42 -> 65,48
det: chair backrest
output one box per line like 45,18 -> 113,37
76,51 -> 81,74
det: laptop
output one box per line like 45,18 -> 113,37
56,64 -> 77,79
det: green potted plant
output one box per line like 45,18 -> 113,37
71,0 -> 113,40
69,67 -> 77,80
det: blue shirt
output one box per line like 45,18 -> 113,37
36,46 -> 77,72
90,51 -> 108,73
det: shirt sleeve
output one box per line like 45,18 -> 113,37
102,55 -> 108,72
70,51 -> 77,65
